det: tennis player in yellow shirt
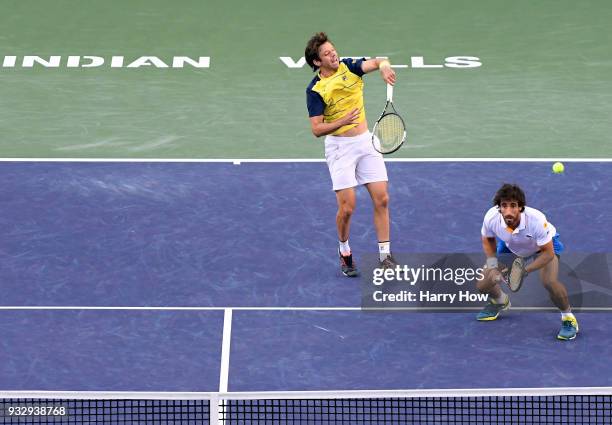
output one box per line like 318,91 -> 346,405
305,32 -> 397,277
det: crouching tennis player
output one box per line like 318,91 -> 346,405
476,183 -> 579,340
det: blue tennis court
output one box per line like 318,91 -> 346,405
1,161 -> 611,424
2,161 -> 610,307
2,0 -> 612,422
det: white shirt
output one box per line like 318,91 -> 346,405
481,206 -> 556,257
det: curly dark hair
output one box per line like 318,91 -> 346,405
305,32 -> 331,71
493,183 -> 526,212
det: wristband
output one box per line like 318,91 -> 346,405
486,257 -> 498,269
378,60 -> 391,69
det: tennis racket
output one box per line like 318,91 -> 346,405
506,257 -> 528,292
372,84 -> 406,154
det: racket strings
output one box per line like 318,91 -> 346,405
374,114 -> 405,151
508,258 -> 526,291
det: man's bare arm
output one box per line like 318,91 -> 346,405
525,241 -> 555,273
309,109 -> 360,137
361,58 -> 396,85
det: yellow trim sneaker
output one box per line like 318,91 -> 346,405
557,317 -> 579,340
476,297 -> 510,321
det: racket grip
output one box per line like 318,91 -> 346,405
386,84 -> 394,102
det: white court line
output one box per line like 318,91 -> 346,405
0,158 -> 610,163
0,306 -> 361,311
1,306 -> 612,311
219,309 -> 232,392
213,308 -> 233,425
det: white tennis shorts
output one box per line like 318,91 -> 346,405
324,132 -> 388,191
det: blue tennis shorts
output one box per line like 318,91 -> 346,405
497,234 -> 565,256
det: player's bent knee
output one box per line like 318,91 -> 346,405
476,275 -> 490,292
477,268 -> 498,292
476,278 -> 491,293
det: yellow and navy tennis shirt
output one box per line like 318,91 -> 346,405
306,58 -> 366,135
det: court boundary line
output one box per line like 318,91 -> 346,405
0,158 -> 610,163
218,309 -> 232,393
212,308 -> 233,424
1,306 -> 611,311
2,387 -> 612,400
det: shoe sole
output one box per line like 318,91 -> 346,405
477,315 -> 499,321
557,333 -> 577,341
476,313 -> 499,322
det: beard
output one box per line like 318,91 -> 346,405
504,215 -> 518,227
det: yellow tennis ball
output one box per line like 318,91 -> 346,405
552,162 -> 565,174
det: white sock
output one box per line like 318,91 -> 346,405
494,292 -> 508,305
339,240 -> 351,256
378,241 -> 390,262
561,311 -> 575,321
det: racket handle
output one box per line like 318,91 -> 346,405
386,84 -> 394,102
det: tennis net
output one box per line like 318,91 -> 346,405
220,396 -> 612,424
1,393 -> 611,424
0,399 -> 208,424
